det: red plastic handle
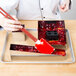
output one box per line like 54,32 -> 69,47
20,28 -> 37,42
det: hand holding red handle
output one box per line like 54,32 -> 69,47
0,7 -> 55,54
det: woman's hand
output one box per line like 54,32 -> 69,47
60,0 -> 71,12
0,15 -> 23,32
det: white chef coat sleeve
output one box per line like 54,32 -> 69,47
0,0 -> 19,18
59,0 -> 72,9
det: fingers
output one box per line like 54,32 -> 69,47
60,5 -> 69,12
4,27 -> 19,32
3,18 -> 23,32
60,4 -> 66,9
0,15 -> 23,32
60,0 -> 69,12
3,19 -> 23,32
4,24 -> 23,29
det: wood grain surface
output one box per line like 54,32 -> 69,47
0,20 -> 76,76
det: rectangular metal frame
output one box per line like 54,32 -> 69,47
1,29 -> 75,63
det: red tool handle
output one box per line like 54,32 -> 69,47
0,7 -> 38,42
20,28 -> 37,42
